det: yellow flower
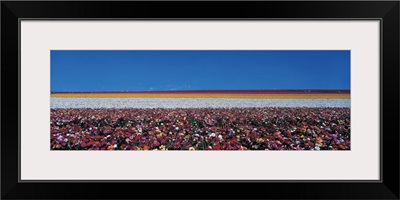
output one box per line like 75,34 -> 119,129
256,138 -> 265,143
156,132 -> 164,137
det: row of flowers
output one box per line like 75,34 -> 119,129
50,107 -> 350,150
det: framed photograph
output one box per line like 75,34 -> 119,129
2,1 -> 399,199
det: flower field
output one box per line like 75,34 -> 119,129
51,90 -> 350,99
51,98 -> 350,108
50,90 -> 350,151
50,107 -> 350,150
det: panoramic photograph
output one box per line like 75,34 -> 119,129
50,50 -> 350,151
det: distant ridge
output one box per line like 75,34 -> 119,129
51,89 -> 350,94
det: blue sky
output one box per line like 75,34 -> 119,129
51,50 -> 350,92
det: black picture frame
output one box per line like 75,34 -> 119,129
1,1 -> 399,199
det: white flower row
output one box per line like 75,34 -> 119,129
51,98 -> 350,108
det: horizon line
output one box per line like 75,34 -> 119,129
51,89 -> 350,94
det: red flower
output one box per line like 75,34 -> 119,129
213,143 -> 221,150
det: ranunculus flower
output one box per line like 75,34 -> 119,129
51,107 -> 350,151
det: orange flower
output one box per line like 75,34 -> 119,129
316,137 -> 324,146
